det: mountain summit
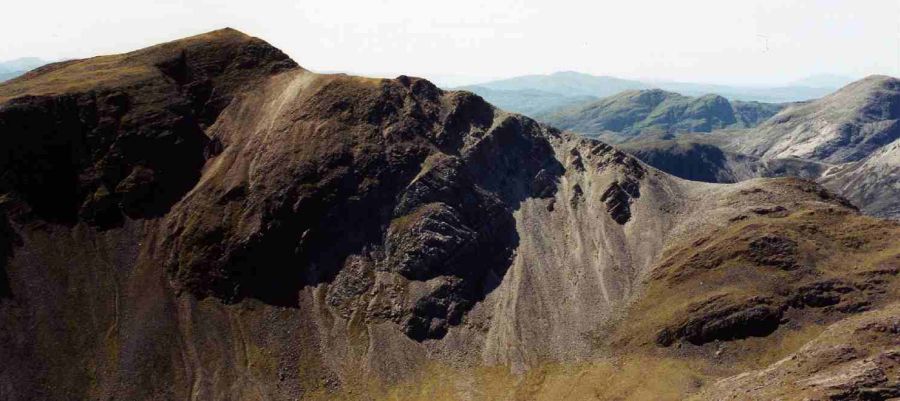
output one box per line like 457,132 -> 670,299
606,75 -> 900,220
1,30 -> 898,400
731,75 -> 900,164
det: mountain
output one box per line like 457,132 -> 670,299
0,57 -> 48,82
1,29 -> 898,401
618,139 -> 827,183
727,75 -> 900,164
723,75 -> 900,219
457,72 -> 842,117
0,57 -> 47,72
456,85 -> 598,116
649,80 -> 838,103
540,89 -> 784,137
617,76 -> 900,219
455,72 -> 647,116
462,71 -> 650,98
0,72 -> 20,82
818,137 -> 900,219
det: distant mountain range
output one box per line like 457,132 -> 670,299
457,86 -> 599,117
457,71 -> 845,117
464,71 -> 649,98
0,57 -> 48,82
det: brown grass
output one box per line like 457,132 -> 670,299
0,28 -> 254,102
300,355 -> 707,401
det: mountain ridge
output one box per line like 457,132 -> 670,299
726,75 -> 900,163
615,75 -> 900,219
1,29 -> 897,401
458,71 -> 841,117
539,89 -> 784,137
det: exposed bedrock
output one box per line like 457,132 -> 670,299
159,71 -> 563,340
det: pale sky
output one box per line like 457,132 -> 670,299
2,0 -> 899,86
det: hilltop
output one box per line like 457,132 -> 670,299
539,89 -> 784,137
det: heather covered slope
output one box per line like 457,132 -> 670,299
1,29 -> 898,401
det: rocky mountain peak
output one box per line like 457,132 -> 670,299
738,74 -> 900,164
1,30 -> 897,401
0,29 -> 298,227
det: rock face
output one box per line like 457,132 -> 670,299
655,295 -> 785,346
0,29 -> 898,401
726,75 -> 900,219
619,139 -> 829,184
538,89 -> 783,137
818,136 -> 900,219
159,69 -> 564,341
730,75 -> 900,164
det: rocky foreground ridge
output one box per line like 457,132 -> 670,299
0,29 -> 898,401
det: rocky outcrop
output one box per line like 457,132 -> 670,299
600,179 -> 640,224
630,202 -> 900,361
157,70 -> 564,343
693,304 -> 900,400
656,296 -> 785,346
748,234 -> 799,270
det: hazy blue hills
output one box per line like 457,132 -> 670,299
648,80 -> 834,103
459,86 -> 599,116
462,71 -> 650,98
0,72 -> 20,82
0,57 -> 48,82
456,71 -> 842,117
